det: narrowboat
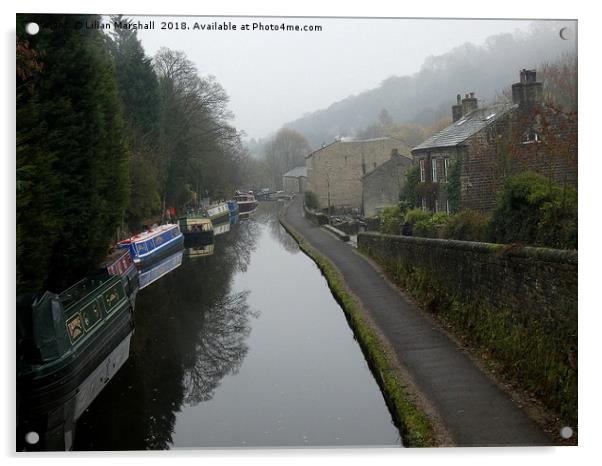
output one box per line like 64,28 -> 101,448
17,275 -> 134,451
117,223 -> 183,265
98,248 -> 139,307
138,247 -> 184,290
206,202 -> 230,224
179,212 -> 214,244
234,192 -> 258,215
227,200 -> 239,216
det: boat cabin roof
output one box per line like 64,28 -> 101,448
120,223 -> 179,244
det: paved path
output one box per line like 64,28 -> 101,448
282,197 -> 551,447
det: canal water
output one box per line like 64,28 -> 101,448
74,202 -> 401,450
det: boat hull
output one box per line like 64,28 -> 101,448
17,305 -> 134,451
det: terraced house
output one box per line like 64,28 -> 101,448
306,137 -> 408,213
411,69 -> 577,213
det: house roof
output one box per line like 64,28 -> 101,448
283,166 -> 307,178
306,136 -> 405,159
362,152 -> 412,179
412,103 -> 518,152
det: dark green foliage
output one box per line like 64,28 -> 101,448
379,205 -> 405,235
445,160 -> 461,213
400,165 -> 420,208
17,14 -> 129,292
413,212 -> 449,238
403,208 -> 431,226
105,18 -> 163,226
488,171 -> 577,249
442,210 -> 490,242
304,190 -> 319,210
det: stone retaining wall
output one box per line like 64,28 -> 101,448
358,232 -> 577,425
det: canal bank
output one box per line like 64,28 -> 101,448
280,196 -> 552,447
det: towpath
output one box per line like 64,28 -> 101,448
281,196 -> 551,447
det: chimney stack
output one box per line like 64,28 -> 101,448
512,69 -> 543,109
452,94 -> 463,122
461,92 -> 478,115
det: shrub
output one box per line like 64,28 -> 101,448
442,210 -> 490,242
304,190 -> 319,210
403,208 -> 432,226
380,205 -> 405,235
413,212 -> 449,238
488,171 -> 577,249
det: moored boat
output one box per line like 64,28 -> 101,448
17,274 -> 134,450
117,223 -> 183,265
227,200 -> 239,216
206,202 -> 230,224
178,212 -> 214,244
234,192 -> 258,215
98,248 -> 139,307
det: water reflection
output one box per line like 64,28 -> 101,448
138,248 -> 184,289
17,330 -> 134,451
183,290 -> 257,405
74,202 -> 399,450
74,211 -> 257,450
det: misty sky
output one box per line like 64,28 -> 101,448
133,17 -> 539,139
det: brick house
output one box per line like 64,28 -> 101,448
411,70 -> 577,213
282,166 -> 307,193
361,150 -> 413,217
306,137 -> 408,213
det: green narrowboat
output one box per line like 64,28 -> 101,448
16,274 -> 134,451
179,211 -> 214,245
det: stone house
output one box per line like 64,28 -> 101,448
411,69 -> 577,214
362,151 -> 414,217
306,137 -> 408,213
282,166 -> 308,193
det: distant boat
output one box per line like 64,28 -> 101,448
178,212 -> 214,244
98,248 -> 139,307
117,224 -> 183,265
17,275 -> 134,450
138,248 -> 184,290
206,202 -> 230,224
227,200 -> 239,216
234,192 -> 258,215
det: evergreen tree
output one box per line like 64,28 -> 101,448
17,14 -> 129,292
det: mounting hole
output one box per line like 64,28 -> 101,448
560,426 -> 573,439
25,22 -> 40,36
25,431 -> 40,445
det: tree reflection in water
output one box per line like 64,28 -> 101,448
183,290 -> 258,404
74,209 -> 259,450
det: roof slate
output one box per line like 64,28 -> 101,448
412,103 -> 518,152
283,166 -> 308,178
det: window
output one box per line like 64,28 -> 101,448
421,196 -> 426,211
432,159 -> 438,182
434,200 -> 439,212
446,200 -> 450,214
444,158 -> 449,182
419,159 -> 425,182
